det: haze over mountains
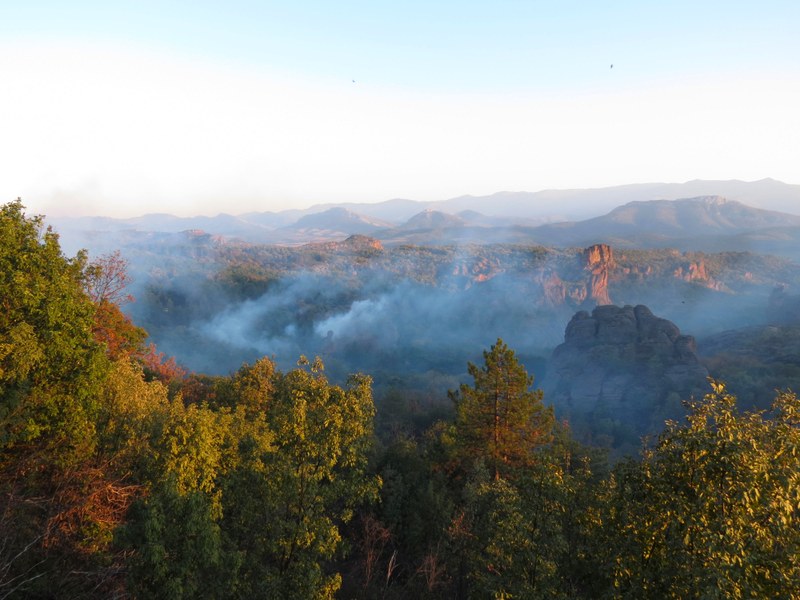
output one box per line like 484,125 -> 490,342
298,178 -> 800,222
32,178 -> 800,450
50,178 -> 800,260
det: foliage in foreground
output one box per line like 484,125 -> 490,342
359,341 -> 800,599
1,201 -> 378,598
606,381 -> 800,599
2,200 -> 800,599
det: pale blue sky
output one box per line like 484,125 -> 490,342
2,1 -> 799,216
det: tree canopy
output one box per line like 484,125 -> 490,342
1,202 -> 379,598
605,381 -> 800,598
452,338 -> 554,479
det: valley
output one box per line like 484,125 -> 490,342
7,184 -> 800,597
47,186 -> 800,451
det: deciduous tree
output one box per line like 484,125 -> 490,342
222,357 -> 380,598
606,381 -> 800,598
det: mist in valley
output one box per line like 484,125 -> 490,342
130,263 -> 568,389
119,233 -> 800,444
42,189 -> 800,448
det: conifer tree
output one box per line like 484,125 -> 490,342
452,338 -> 554,479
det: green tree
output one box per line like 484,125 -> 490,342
122,485 -> 232,600
606,381 -> 800,599
450,469 -> 545,599
117,355 -> 380,599
440,341 -> 593,599
365,434 -> 454,598
452,338 -> 554,480
222,357 -> 380,599
0,200 -> 118,596
0,199 -> 106,458
119,385 -> 244,598
444,430 -> 604,600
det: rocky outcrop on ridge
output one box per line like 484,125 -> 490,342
538,243 -> 615,308
584,244 -> 615,305
543,304 -> 708,449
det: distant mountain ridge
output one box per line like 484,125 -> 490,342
46,179 -> 800,258
285,207 -> 393,234
396,209 -> 466,231
590,196 -> 800,232
376,195 -> 800,257
528,196 -> 800,249
320,178 -> 800,222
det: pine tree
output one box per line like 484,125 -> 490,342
452,338 -> 554,480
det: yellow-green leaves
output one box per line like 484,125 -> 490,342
232,360 -> 379,598
606,382 -> 800,598
123,356 -> 379,599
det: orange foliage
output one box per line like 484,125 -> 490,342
138,343 -> 187,384
92,301 -> 147,360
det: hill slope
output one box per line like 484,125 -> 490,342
530,196 -> 800,248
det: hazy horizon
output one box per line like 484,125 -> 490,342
3,2 -> 799,218
38,177 -> 800,223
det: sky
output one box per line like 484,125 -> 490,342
2,1 -> 799,218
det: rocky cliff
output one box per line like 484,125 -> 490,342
537,243 -> 615,308
584,244 -> 615,305
543,304 -> 708,451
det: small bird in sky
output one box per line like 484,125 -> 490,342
610,64 -> 614,69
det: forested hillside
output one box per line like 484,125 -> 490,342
3,200 -> 800,598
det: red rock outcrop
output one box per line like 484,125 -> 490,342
451,256 -> 503,287
583,244 -> 614,305
672,259 -> 723,290
533,245 -> 614,308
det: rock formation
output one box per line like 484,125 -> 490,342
537,244 -> 615,308
543,304 -> 708,450
672,259 -> 723,290
314,234 -> 384,253
583,244 -> 614,305
451,256 -> 503,285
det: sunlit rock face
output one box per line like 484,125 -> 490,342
536,244 -> 615,308
583,244 -> 615,305
543,304 -> 708,447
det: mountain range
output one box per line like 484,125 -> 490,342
48,179 -> 800,260
295,177 -> 800,222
